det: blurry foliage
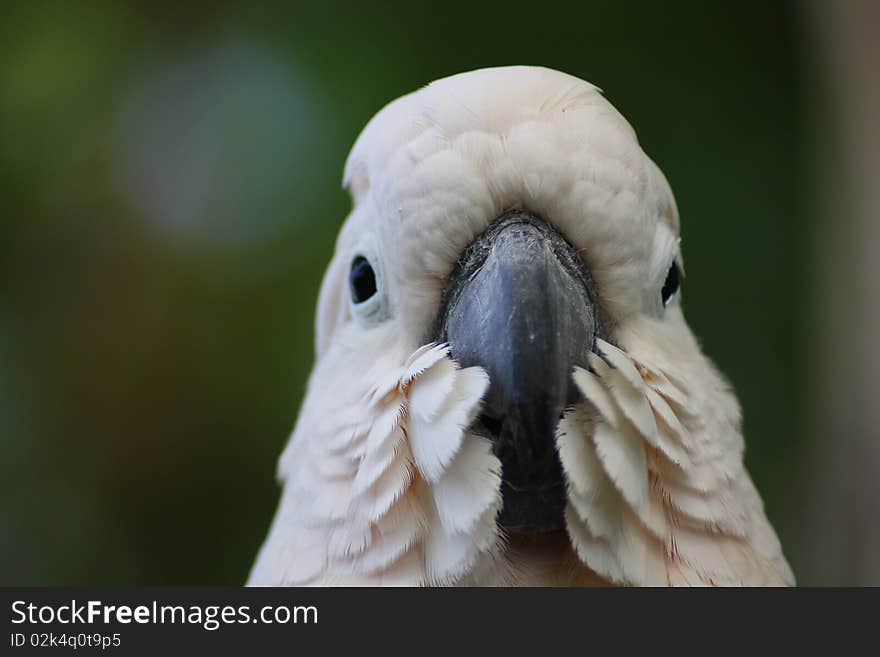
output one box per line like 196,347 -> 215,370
1,1 -> 811,583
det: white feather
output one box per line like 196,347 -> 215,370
572,366 -> 618,426
565,506 -> 627,584
402,343 -> 450,385
425,501 -> 502,586
350,425 -> 402,497
431,433 -> 502,535
350,442 -> 413,523
408,356 -> 458,421
595,339 -> 646,392
590,420 -> 649,513
353,493 -> 427,576
409,366 -> 489,483
555,408 -> 603,498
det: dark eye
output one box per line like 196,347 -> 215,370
349,255 -> 377,304
661,262 -> 681,306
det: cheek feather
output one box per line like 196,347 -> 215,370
557,335 -> 794,586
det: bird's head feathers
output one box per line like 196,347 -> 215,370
319,66 -> 681,355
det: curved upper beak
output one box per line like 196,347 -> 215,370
432,210 -> 602,533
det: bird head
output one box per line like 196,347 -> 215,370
249,66 -> 793,586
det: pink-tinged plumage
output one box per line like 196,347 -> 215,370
560,332 -> 794,585
248,332 -> 501,585
248,66 -> 794,586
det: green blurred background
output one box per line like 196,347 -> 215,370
2,1 -> 877,585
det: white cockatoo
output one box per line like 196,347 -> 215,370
248,66 -> 795,586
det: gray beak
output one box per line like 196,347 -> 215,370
433,210 -> 603,533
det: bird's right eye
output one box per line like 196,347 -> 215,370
349,255 -> 377,304
661,261 -> 681,306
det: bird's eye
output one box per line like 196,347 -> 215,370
347,233 -> 391,326
349,255 -> 377,304
661,262 -> 681,306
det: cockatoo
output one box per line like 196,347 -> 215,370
248,66 -> 795,586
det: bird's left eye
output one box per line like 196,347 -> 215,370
349,255 -> 377,304
661,262 -> 681,306
347,233 -> 391,326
